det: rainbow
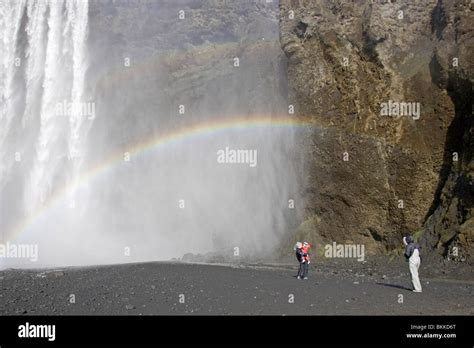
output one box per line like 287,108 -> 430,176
8,114 -> 315,242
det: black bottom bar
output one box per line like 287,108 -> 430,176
0,315 -> 472,346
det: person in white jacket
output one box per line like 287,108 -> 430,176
403,235 -> 422,293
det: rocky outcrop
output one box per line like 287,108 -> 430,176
419,1 -> 473,261
279,0 -> 473,258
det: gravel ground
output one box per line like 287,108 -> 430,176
0,259 -> 472,315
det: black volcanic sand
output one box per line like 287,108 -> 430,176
0,260 -> 472,315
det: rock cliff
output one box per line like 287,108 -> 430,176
279,0 -> 473,259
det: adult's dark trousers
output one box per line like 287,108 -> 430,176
298,262 -> 308,278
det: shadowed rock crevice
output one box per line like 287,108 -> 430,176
431,0 -> 448,40
421,0 -> 473,259
422,69 -> 473,257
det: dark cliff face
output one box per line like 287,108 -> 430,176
279,0 -> 473,258
423,59 -> 473,260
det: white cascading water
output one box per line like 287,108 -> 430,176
0,0 -> 28,190
0,0 -> 91,257
28,0 -> 89,209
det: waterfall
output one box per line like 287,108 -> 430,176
0,1 -> 299,268
0,0 -> 90,212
